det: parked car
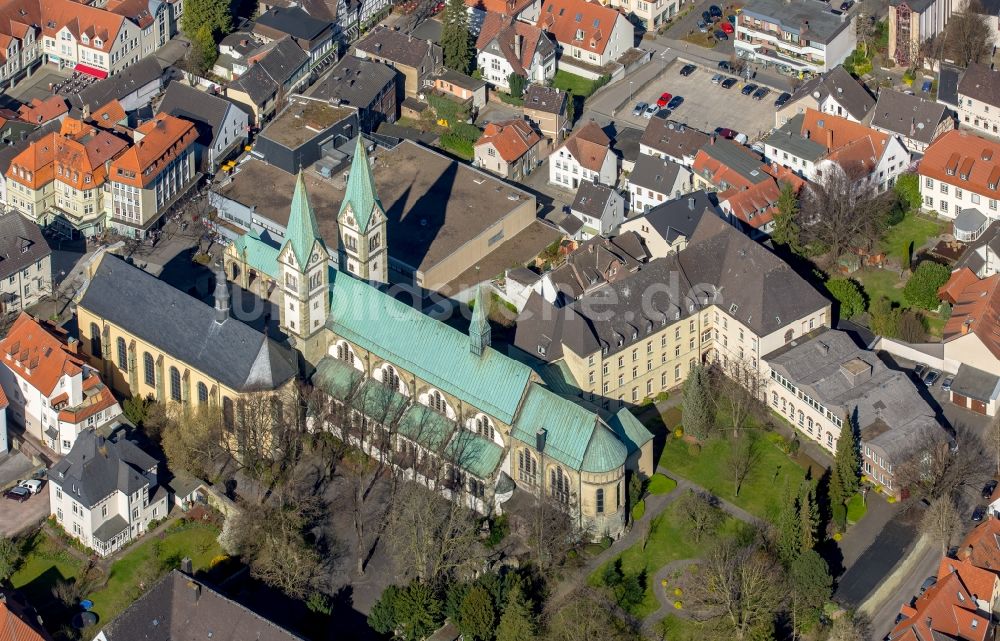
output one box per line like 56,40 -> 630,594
4,486 -> 30,502
840,0 -> 853,9
721,21 -> 734,34
923,369 -> 941,386
632,102 -> 648,116
711,73 -> 724,84
656,92 -> 673,107
667,96 -> 684,110
680,64 -> 697,76
921,79 -> 933,93
984,480 -> 998,499
715,127 -> 737,139
942,376 -> 954,392
914,363 -> 929,379
741,83 -> 758,96
973,505 -> 987,521
721,77 -> 738,89
774,91 -> 792,107
919,576 -> 937,595
655,108 -> 671,119
17,479 -> 44,495
727,14 -> 736,24
718,60 -> 732,71
714,29 -> 728,40
698,19 -> 709,32
644,104 -> 659,118
702,10 -> 712,22
752,87 -> 770,100
709,4 -> 722,17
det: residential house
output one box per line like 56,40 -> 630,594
953,221 -> 1000,276
0,214 -> 51,312
569,180 -> 624,237
253,6 -> 336,68
940,273 -> 1000,416
627,153 -> 692,214
69,57 -> 164,114
536,0 -> 634,69
888,0 -> 959,67
719,164 -> 804,237
764,109 -> 908,191
775,65 -> 875,127
107,113 -> 199,239
638,117 -> 708,168
606,0 -> 679,30
549,120 -> 617,188
936,556 -> 1000,616
305,55 -> 399,132
49,430 -> 168,556
92,569 -> 306,641
764,328 -> 942,494
465,0 -> 541,35
957,63 -> 1000,139
619,189 -> 720,257
433,70 -> 487,111
0,313 -> 121,454
5,118 -> 129,238
474,118 -> 543,180
17,96 -> 68,126
0,591 -> 53,641
918,130 -> 1000,224
354,26 -> 442,99
870,88 -> 953,154
332,0 -> 394,43
890,571 -> 991,641
157,82 -> 249,173
476,14 -> 555,92
226,37 -> 310,125
955,519 -> 1000,571
522,84 -> 567,141
213,31 -> 260,81
735,0 -> 857,75
515,214 -> 831,407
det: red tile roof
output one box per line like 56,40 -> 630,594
800,108 -> 890,176
36,0 -> 127,53
938,557 -> 1000,604
919,130 -> 1000,198
956,519 -> 1000,573
109,113 -> 197,188
942,273 -> 1000,360
940,267 -> 982,305
891,571 -> 990,641
476,118 -> 541,162
17,96 -> 68,125
0,597 -> 52,641
0,381 -> 7,409
559,120 -> 610,172
0,313 -> 84,397
6,119 -> 129,191
465,0 -> 534,15
537,0 -> 620,55
57,376 -> 119,424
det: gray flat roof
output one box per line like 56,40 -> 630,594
305,56 -> 399,109
260,97 -> 355,149
742,0 -> 851,44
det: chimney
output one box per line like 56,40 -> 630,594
536,427 -> 547,452
187,580 -> 202,603
213,260 -> 230,324
960,545 -> 973,560
826,128 -> 833,149
515,33 -> 524,60
82,103 -> 91,121
962,318 -> 974,334
180,557 -> 193,575
688,197 -> 695,210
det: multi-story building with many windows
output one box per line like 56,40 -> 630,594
735,0 -> 856,76
918,130 -> 1000,238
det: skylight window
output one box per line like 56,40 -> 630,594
575,12 -> 582,21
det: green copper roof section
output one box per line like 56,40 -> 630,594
607,407 -> 654,456
284,171 -> 324,268
338,137 -> 383,233
352,378 -> 410,420
471,286 -> 490,335
313,356 -> 363,399
581,424 -> 628,473
237,230 -> 280,279
447,430 -> 504,480
512,384 -> 615,471
327,269 -> 533,423
398,404 -> 455,452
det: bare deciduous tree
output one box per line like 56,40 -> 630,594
728,434 -> 763,498
524,493 -> 577,573
713,358 -> 766,440
987,413 -> 1000,476
161,404 -> 225,482
921,494 -> 961,552
943,2 -> 993,66
799,165 -> 891,259
543,587 -> 637,641
677,489 -> 723,543
895,423 -> 991,500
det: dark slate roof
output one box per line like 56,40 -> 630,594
871,89 -> 948,145
764,113 -> 827,160
93,515 -> 130,542
628,153 -> 684,193
523,85 -> 566,115
955,220 -> 1000,274
158,82 -> 235,149
640,118 -> 708,161
254,6 -> 332,41
97,570 -> 305,641
232,38 -> 309,104
609,125 -> 642,165
0,214 -> 51,280
952,363 -> 1000,402
976,0 -> 1000,15
49,430 -> 156,509
636,189 -> 720,243
306,56 -> 399,108
742,0 -> 852,44
72,57 -> 163,111
355,26 -> 440,69
78,255 -> 297,392
571,181 -> 618,219
938,63 -> 962,107
787,65 -> 875,121
958,63 -> 1000,109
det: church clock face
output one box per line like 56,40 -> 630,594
311,252 -> 319,265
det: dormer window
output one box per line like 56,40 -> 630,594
947,167 -> 956,176
81,34 -> 88,44
94,38 -> 102,47
990,181 -> 998,190
631,330 -> 638,340
575,29 -> 584,39
961,172 -> 969,180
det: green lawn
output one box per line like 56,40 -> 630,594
12,522 -> 223,627
590,501 -> 749,617
659,614 -> 704,641
847,493 -> 868,524
659,433 -> 807,522
854,268 -> 907,306
647,473 -> 677,495
552,70 -> 599,97
632,499 -> 646,521
881,212 -> 945,266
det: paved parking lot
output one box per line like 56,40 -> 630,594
615,59 -> 782,141
0,484 -> 50,537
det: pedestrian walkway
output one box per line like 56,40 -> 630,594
645,558 -> 698,634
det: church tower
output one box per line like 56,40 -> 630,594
338,137 -> 388,284
277,172 -> 330,348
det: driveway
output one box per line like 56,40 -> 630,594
477,102 -> 523,126
834,506 -> 923,608
0,482 -> 50,537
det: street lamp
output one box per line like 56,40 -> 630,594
629,80 -> 634,104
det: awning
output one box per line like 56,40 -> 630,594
74,63 -> 108,79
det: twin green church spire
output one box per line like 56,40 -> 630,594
284,171 -> 325,267
339,136 -> 384,233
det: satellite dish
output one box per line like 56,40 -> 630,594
812,90 -> 821,99
917,122 -> 925,129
